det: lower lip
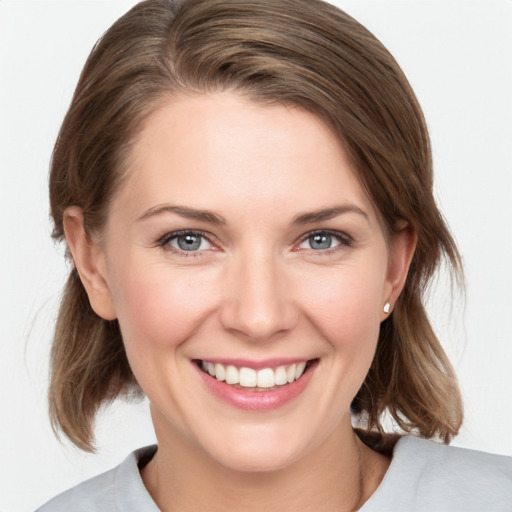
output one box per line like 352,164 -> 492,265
194,361 -> 317,411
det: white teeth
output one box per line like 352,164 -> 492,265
295,361 -> 306,380
200,360 -> 311,388
225,365 -> 239,385
239,367 -> 257,387
256,368 -> 275,388
274,365 -> 288,385
286,364 -> 296,383
214,363 -> 226,382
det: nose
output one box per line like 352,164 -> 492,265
219,249 -> 299,342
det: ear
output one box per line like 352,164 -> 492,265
380,222 -> 417,321
63,206 -> 117,320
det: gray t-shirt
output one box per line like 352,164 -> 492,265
36,436 -> 512,511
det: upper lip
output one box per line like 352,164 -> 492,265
194,357 -> 316,370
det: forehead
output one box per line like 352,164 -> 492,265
115,92 -> 378,225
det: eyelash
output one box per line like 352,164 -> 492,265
157,229 -> 354,257
157,230 -> 215,257
296,229 -> 354,254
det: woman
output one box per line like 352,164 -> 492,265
36,0 -> 511,510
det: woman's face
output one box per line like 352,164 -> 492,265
81,92 -> 411,472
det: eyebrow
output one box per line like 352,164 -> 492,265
292,204 -> 369,225
137,204 -> 227,225
137,203 -> 368,226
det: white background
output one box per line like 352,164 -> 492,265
1,1 -> 511,511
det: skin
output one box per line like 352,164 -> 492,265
65,92 -> 416,511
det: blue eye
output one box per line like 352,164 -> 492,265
298,231 -> 347,251
310,233 -> 336,250
161,231 -> 212,252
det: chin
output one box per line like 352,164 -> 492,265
196,425 -> 312,474
211,446 -> 301,474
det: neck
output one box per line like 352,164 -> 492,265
141,418 -> 389,512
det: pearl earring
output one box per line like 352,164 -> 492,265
383,302 -> 391,314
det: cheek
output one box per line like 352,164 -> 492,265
296,259 -> 387,352
108,261 -> 216,353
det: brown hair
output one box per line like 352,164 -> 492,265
49,0 -> 463,452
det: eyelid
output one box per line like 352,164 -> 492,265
294,229 -> 354,251
157,229 -> 217,254
156,228 -> 353,255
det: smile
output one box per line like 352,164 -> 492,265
198,360 -> 311,390
193,358 -> 319,411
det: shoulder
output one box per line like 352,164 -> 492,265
363,436 -> 512,512
35,465 -> 117,512
35,446 -> 158,512
403,436 -> 511,483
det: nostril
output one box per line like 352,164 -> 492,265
218,271 -> 299,341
